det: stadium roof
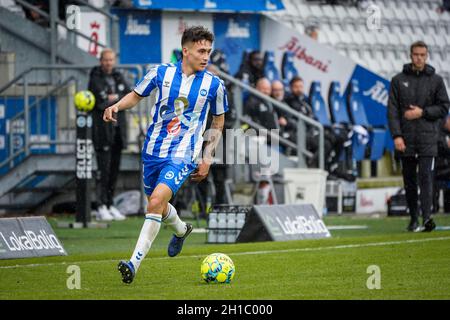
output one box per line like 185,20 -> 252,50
132,0 -> 285,12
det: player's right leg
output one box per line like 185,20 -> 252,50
118,184 -> 172,284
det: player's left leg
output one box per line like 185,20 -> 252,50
157,160 -> 197,257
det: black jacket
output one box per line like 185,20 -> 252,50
244,95 -> 279,130
284,93 -> 318,138
387,63 -> 450,157
284,93 -> 314,118
88,66 -> 130,151
234,64 -> 264,88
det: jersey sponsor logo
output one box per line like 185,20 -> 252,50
159,96 -> 201,136
200,89 -> 207,96
167,118 -> 181,136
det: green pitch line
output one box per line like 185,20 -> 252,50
0,214 -> 449,299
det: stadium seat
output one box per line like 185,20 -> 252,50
346,79 -> 387,161
240,49 -> 251,69
309,81 -> 332,127
262,0 -> 448,79
334,6 -> 348,21
263,51 -> 280,82
295,3 -> 312,21
321,5 -> 338,24
309,5 -> 324,21
328,81 -> 351,126
171,49 -> 182,62
385,128 -> 395,152
352,32 -> 365,46
280,0 -> 297,18
320,25 -> 338,46
293,21 -> 305,34
281,51 -> 298,87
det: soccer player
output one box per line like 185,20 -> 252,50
103,26 -> 228,284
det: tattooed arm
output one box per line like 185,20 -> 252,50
190,114 -> 225,182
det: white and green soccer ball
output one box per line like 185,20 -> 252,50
200,253 -> 235,284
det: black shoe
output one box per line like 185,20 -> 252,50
407,219 -> 420,232
422,218 -> 436,232
332,169 -> 356,182
117,260 -> 136,284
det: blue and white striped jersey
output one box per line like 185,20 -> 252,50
134,61 -> 228,161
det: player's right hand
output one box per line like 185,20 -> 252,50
103,105 -> 118,123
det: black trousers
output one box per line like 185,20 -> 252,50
307,127 -> 348,171
95,132 -> 123,207
401,156 -> 435,221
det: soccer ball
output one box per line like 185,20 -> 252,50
74,90 -> 95,112
200,253 -> 235,284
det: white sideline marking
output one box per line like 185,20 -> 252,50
191,228 -> 207,233
327,225 -> 368,230
1,236 -> 450,270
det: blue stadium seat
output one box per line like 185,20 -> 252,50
346,79 -> 387,161
171,49 -> 182,62
238,49 -> 252,72
351,125 -> 370,161
347,79 -> 370,128
328,81 -> 351,126
384,128 -> 395,152
309,81 -> 332,127
369,130 -> 387,161
281,51 -> 298,88
263,51 -> 280,82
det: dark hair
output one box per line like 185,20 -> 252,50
410,41 -> 428,54
249,50 -> 262,60
181,26 -> 214,47
289,76 -> 303,87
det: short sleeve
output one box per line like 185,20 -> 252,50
210,79 -> 229,116
134,67 -> 158,97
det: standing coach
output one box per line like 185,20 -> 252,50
88,49 -> 130,221
388,41 -> 450,232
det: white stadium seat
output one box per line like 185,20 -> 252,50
272,0 -> 448,75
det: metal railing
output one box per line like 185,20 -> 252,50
14,0 -> 120,64
0,64 -> 145,171
216,70 -> 325,170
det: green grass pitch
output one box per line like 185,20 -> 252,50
1,214 -> 450,300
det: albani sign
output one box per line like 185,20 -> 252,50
0,217 -> 67,259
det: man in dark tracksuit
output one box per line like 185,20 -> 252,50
88,49 -> 130,221
388,41 -> 450,232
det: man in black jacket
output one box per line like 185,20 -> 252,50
88,48 -> 130,221
244,78 -> 279,130
284,77 -> 352,180
388,41 -> 450,232
234,50 -> 265,88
